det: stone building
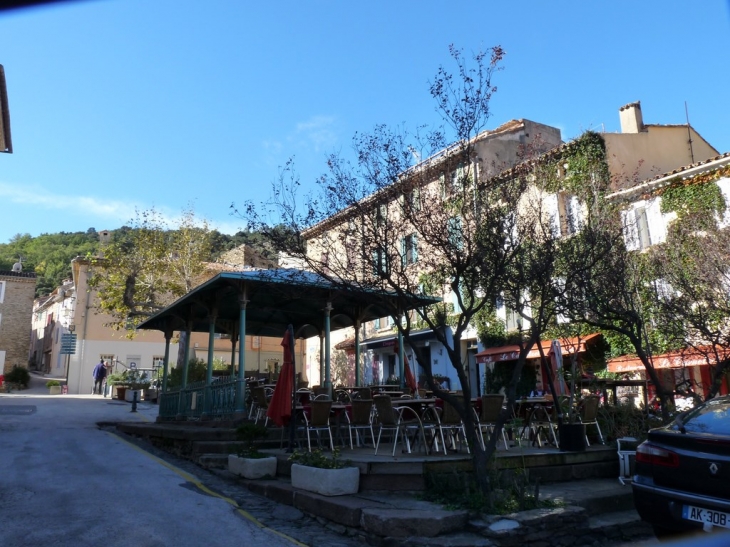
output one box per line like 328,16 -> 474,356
0,265 -> 37,373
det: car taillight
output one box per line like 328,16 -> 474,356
636,442 -> 680,468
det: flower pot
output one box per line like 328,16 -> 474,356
290,463 -> 359,496
559,423 -> 587,452
228,455 -> 277,479
48,385 -> 62,395
124,389 -> 141,402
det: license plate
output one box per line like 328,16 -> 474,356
682,505 -> 730,529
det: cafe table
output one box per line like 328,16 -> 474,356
514,397 -> 557,447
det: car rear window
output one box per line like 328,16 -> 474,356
677,398 -> 730,435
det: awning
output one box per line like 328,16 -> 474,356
360,329 -> 438,350
607,346 -> 730,373
475,333 -> 602,364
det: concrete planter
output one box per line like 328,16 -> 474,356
48,385 -> 62,395
228,454 -> 277,479
124,389 -> 142,403
143,388 -> 158,402
290,463 -> 360,496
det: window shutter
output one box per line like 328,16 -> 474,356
621,208 -> 639,251
412,234 -> 418,263
400,237 -> 407,267
635,207 -> 650,249
544,194 -> 561,237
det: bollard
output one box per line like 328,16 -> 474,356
131,390 -> 138,413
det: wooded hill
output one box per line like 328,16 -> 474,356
0,228 -> 268,297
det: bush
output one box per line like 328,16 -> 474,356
235,423 -> 269,458
166,358 -> 207,388
288,448 -> 351,469
5,366 -> 30,387
46,380 -> 61,388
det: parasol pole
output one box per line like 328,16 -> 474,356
288,324 -> 297,452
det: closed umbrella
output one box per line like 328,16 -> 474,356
394,341 -> 418,396
548,340 -> 570,396
267,330 -> 294,427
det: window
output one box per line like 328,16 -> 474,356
622,206 -> 651,251
401,234 -> 418,266
401,187 -> 421,212
559,193 -> 584,235
376,204 -> 387,227
447,216 -> 463,249
152,356 -> 165,370
372,247 -> 389,276
374,317 -> 381,330
0,280 -> 5,303
100,354 -> 115,367
496,295 -> 522,332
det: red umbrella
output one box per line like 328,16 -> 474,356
548,340 -> 570,396
267,331 -> 294,427
394,341 -> 418,395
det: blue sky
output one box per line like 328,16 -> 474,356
1,0 -> 729,243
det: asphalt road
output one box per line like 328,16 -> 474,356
0,378 -> 358,547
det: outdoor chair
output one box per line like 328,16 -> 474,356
312,393 -> 331,401
352,388 -> 372,400
251,386 -> 270,426
301,399 -> 334,452
578,395 -> 604,445
477,394 -> 508,451
347,399 -> 376,449
313,386 -> 329,398
435,396 -> 470,454
334,389 -> 352,404
373,395 -> 429,456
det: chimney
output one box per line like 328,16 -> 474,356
619,101 -> 645,133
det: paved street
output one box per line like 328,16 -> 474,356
0,374 -> 364,547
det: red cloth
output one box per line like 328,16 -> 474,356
394,341 -> 418,394
266,332 -> 294,426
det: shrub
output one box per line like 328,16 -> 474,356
288,448 -> 351,469
5,366 -> 30,387
166,358 -> 207,388
235,423 -> 269,458
46,380 -> 61,388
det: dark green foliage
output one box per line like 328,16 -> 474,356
166,358 -> 207,388
484,361 -> 536,397
0,231 -> 99,297
660,179 -> 726,219
288,448 -> 350,469
4,366 -> 30,387
235,423 -> 269,458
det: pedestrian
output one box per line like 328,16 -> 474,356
92,358 -> 107,395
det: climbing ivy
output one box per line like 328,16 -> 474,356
659,177 -> 726,219
541,131 -> 610,199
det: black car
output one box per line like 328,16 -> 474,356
633,395 -> 730,539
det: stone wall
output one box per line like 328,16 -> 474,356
0,271 -> 37,373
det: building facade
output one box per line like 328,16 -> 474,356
0,267 -> 36,374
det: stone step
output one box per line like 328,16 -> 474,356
540,479 -> 636,516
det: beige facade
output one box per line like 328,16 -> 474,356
604,101 -> 718,186
0,270 -> 36,374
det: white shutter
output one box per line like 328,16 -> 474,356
716,177 -> 730,228
621,208 -> 640,251
0,350 -> 5,370
0,280 -> 5,303
495,295 -> 506,321
646,197 -> 665,245
544,194 -> 561,237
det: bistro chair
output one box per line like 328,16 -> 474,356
301,399 -> 334,452
251,386 -> 270,426
347,399 -> 376,449
352,388 -> 372,400
477,394 -> 508,451
334,389 -> 352,404
578,395 -> 604,445
373,395 -> 429,456
313,386 -> 329,398
435,396 -> 470,454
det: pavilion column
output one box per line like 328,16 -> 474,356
229,328 -> 239,377
202,312 -> 217,419
177,317 -> 192,420
157,328 -> 173,421
319,334 -> 325,388
354,320 -> 361,387
398,324 -> 405,390
234,292 -> 248,417
324,301 -> 332,396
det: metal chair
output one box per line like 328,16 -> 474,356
347,399 -> 375,449
251,386 -> 269,426
477,394 -> 508,450
373,395 -> 428,455
435,396 -> 470,454
301,399 -> 334,452
578,395 -> 604,445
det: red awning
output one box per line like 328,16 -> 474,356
475,333 -> 601,364
607,346 -> 730,373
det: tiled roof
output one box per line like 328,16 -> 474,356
0,270 -> 37,279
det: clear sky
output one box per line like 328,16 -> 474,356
1,0 -> 729,243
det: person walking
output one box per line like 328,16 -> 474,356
92,359 -> 107,395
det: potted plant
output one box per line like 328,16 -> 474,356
288,449 -> 359,496
123,369 -> 151,402
558,351 -> 587,452
228,423 -> 277,479
46,380 -> 62,395
106,372 -> 126,400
